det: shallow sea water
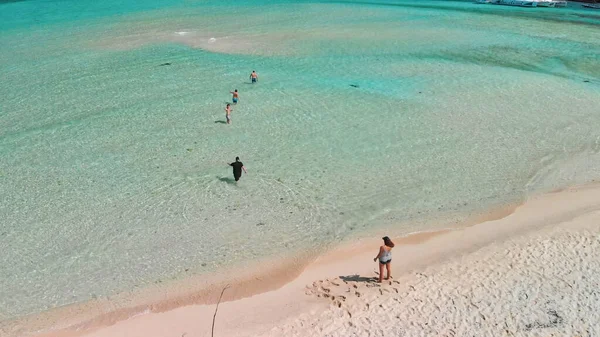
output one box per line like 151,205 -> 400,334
1,0 -> 599,321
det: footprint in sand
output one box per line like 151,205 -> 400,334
379,288 -> 391,295
355,291 -> 362,297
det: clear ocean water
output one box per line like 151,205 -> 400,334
1,0 -> 599,323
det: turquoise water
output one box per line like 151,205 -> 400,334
1,0 -> 599,324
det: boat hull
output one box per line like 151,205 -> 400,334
496,0 -> 538,7
476,0 -> 567,7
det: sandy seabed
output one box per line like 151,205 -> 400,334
25,183 -> 600,337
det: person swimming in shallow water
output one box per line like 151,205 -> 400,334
373,236 -> 395,283
229,157 -> 247,182
225,103 -> 232,124
250,70 -> 258,83
230,89 -> 239,104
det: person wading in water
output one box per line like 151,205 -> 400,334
229,157 -> 247,182
225,103 -> 233,124
250,70 -> 258,83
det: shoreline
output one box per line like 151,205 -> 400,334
3,197 -> 521,337
7,182 -> 599,337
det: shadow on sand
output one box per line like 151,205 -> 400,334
340,274 -> 378,283
217,176 -> 236,184
214,120 -> 227,124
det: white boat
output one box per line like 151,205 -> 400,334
537,0 -> 567,6
476,0 -> 567,7
536,1 -> 556,6
496,0 -> 538,7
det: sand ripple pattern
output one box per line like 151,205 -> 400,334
269,221 -> 600,337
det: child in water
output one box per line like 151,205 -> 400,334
225,103 -> 232,124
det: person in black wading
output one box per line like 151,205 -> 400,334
229,157 -> 247,182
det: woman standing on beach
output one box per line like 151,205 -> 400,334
374,236 -> 395,283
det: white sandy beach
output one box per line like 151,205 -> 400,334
27,182 -> 600,337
